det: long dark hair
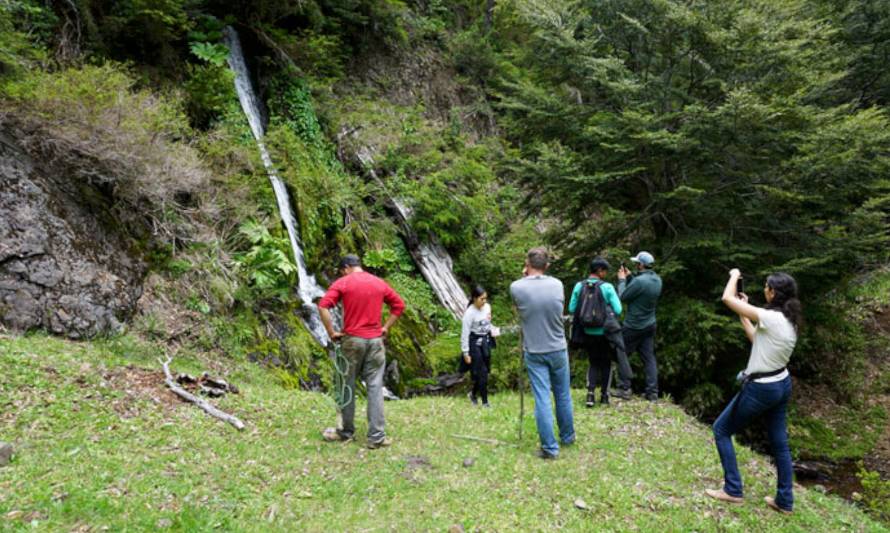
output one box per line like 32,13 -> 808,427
468,285 -> 487,308
765,273 -> 803,332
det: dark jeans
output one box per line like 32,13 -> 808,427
585,335 -> 612,400
713,376 -> 793,510
623,324 -> 657,397
469,333 -> 491,404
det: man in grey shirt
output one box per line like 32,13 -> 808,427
510,247 -> 575,459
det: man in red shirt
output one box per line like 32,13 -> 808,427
318,254 -> 405,448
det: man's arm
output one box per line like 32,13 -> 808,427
319,307 -> 342,341
618,277 -> 643,302
381,284 -> 406,336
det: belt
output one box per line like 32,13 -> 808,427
741,367 -> 787,386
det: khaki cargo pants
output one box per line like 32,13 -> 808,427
337,335 -> 386,444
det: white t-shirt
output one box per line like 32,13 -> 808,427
461,303 -> 492,354
745,309 -> 797,382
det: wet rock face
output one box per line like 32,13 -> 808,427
0,131 -> 146,338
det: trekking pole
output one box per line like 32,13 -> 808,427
518,329 -> 525,442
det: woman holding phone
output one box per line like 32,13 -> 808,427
705,269 -> 802,515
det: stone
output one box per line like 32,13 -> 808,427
462,458 -> 475,468
0,441 -> 13,466
0,129 -> 146,338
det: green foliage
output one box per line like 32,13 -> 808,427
182,63 -> 236,128
189,42 -> 229,66
491,0 -> 890,404
789,405 -> 887,462
233,220 -> 297,303
859,464 -> 890,524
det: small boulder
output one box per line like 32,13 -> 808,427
0,441 -> 13,466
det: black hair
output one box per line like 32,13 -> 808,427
468,285 -> 487,308
338,254 -> 361,269
589,256 -> 611,274
765,272 -> 803,331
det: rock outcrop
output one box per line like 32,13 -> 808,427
0,129 -> 146,338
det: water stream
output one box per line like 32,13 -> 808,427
223,27 -> 330,346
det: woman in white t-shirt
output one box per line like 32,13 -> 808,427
705,269 -> 802,515
461,285 -> 497,407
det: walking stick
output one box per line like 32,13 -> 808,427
518,329 -> 525,442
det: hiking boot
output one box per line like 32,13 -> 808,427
367,437 -> 393,449
646,393 -> 658,402
468,392 -> 478,406
322,427 -> 353,443
599,395 -> 610,406
764,496 -> 792,515
611,387 -> 632,400
585,390 -> 595,408
535,449 -> 557,460
482,402 -> 491,409
704,488 -> 743,504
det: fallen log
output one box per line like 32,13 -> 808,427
159,357 -> 245,431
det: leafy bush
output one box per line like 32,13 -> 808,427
233,221 -> 297,303
859,465 -> 890,524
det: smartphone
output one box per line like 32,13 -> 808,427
736,277 -> 744,295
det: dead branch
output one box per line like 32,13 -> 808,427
450,434 -> 517,446
159,357 -> 245,431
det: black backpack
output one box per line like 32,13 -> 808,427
576,280 -> 608,328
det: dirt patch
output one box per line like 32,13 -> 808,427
401,455 -> 432,483
100,365 -> 181,418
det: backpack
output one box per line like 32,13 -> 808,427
576,280 -> 609,329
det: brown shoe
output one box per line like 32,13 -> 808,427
367,437 -> 392,449
765,496 -> 792,515
322,427 -> 352,442
705,488 -> 744,504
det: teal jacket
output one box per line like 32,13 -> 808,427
568,278 -> 622,336
618,269 -> 662,330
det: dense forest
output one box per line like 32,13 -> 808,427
2,0 -> 890,521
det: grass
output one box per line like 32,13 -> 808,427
0,333 -> 886,532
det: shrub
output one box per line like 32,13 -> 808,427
2,63 -> 208,245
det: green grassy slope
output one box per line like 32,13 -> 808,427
0,334 -> 884,532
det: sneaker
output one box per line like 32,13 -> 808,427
704,488 -> 743,504
468,392 -> 478,406
482,402 -> 491,409
367,437 -> 393,449
646,393 -> 658,402
535,449 -> 557,460
764,496 -> 792,515
585,391 -> 595,408
322,427 -> 352,443
611,388 -> 632,400
599,395 -> 610,405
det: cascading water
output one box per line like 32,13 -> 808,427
356,147 -> 468,320
223,27 -> 330,345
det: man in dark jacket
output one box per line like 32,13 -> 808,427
616,251 -> 663,401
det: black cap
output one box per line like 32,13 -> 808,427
338,254 -> 361,269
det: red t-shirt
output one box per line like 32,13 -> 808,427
318,271 -> 406,339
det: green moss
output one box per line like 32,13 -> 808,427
789,405 -> 888,462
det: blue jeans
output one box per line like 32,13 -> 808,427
524,349 -> 575,456
713,376 -> 793,510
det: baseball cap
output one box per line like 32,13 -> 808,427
630,251 -> 655,266
338,254 -> 361,269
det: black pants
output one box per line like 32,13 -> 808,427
469,333 -> 491,404
623,324 -> 657,397
585,335 -> 612,399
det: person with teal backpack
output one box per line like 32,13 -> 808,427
568,257 -> 623,407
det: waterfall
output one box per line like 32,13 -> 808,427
356,147 -> 468,320
223,27 -> 330,345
